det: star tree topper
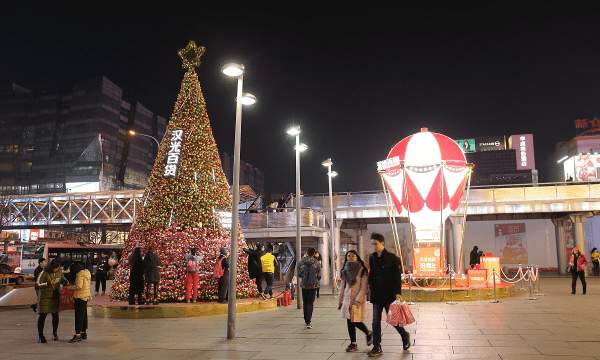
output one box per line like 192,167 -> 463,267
178,40 -> 206,71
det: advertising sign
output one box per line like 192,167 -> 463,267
575,117 -> 600,136
476,136 -> 506,152
413,246 -> 445,277
480,256 -> 501,286
454,139 -> 475,153
565,220 -> 574,255
467,269 -> 487,287
163,129 -> 185,178
510,134 -> 535,170
574,154 -> 600,181
494,223 -> 528,263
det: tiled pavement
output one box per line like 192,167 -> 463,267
1,276 -> 599,359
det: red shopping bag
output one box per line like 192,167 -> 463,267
386,300 -> 415,327
58,288 -> 75,311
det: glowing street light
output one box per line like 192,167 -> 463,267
222,62 -> 257,339
288,125 -> 307,309
128,130 -> 160,148
321,158 -> 338,294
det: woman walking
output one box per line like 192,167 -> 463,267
66,262 -> 91,342
129,247 -> 145,305
569,246 -> 589,294
36,258 -> 68,343
338,250 -> 372,352
591,248 -> 600,276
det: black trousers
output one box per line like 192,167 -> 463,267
74,298 -> 88,334
302,288 -> 317,325
347,319 -> 369,343
128,290 -> 144,305
38,312 -> 59,337
253,273 -> 264,294
146,281 -> 159,300
218,271 -> 229,302
95,273 -> 107,293
571,271 -> 586,294
263,272 -> 274,296
593,261 -> 599,276
372,302 -> 408,348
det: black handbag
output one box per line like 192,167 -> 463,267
52,288 -> 60,299
566,265 -> 573,273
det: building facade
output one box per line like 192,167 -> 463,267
547,119 -> 600,182
455,134 -> 538,186
220,152 -> 265,196
0,76 -> 166,194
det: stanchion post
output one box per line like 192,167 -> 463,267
526,266 -> 537,301
534,265 -> 543,296
407,273 -> 415,305
446,267 -> 457,305
490,268 -> 500,303
518,264 -> 526,291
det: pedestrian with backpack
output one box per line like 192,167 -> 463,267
185,248 -> 203,303
297,247 -> 321,329
216,247 -> 229,303
260,246 -> 279,299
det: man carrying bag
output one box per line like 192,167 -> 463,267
367,233 -> 410,357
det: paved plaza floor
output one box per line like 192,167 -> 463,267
1,276 -> 600,360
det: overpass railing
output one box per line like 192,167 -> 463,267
301,181 -> 600,208
239,208 -> 327,229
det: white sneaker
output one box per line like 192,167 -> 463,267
306,324 -> 312,329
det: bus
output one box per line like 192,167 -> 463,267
32,242 -> 124,274
21,244 -> 41,275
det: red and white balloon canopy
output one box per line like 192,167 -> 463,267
378,128 -> 470,231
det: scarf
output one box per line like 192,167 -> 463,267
342,261 -> 362,288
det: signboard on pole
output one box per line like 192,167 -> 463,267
413,246 -> 445,277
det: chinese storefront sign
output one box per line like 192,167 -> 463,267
575,117 -> 600,135
163,129 -> 185,178
494,223 -> 528,263
413,246 -> 445,277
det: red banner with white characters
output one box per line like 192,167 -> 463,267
413,246 -> 445,277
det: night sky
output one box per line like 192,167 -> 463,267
2,2 -> 600,197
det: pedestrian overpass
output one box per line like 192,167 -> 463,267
3,182 -> 598,277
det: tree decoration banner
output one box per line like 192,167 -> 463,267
110,41 -> 255,302
163,129 -> 185,178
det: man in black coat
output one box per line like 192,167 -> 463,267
143,247 -> 161,305
367,233 -> 410,357
243,243 -> 265,296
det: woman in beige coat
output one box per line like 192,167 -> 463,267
338,250 -> 372,352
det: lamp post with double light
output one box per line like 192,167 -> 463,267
222,63 -> 257,339
287,125 -> 307,309
321,158 -> 338,294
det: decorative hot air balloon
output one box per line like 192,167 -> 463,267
377,128 -> 472,277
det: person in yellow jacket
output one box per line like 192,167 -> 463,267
591,248 -> 600,276
66,262 -> 91,343
260,246 -> 279,299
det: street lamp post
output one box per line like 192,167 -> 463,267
222,63 -> 257,340
321,158 -> 337,294
128,130 -> 160,148
287,126 -> 307,309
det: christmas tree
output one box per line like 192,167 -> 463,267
110,41 -> 255,302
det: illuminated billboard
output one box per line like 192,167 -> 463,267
476,136 -> 506,151
454,139 -> 475,153
575,154 -> 600,181
509,134 -> 535,170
